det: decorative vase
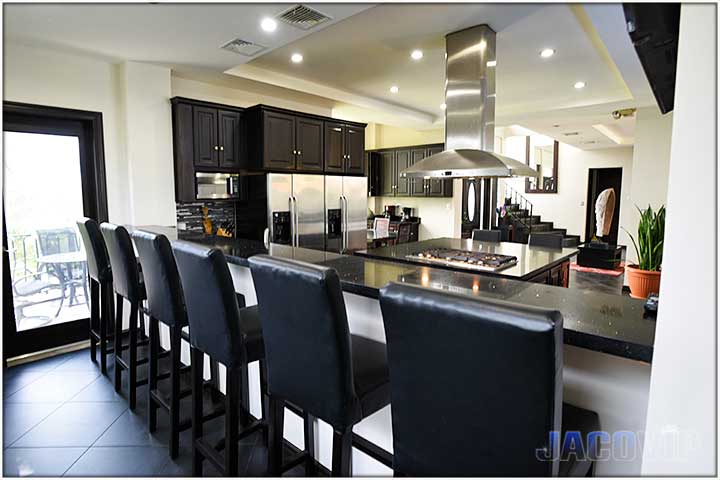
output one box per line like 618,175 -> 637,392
626,265 -> 662,299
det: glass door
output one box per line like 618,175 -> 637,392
3,103 -> 107,358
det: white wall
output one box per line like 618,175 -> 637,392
369,196 -> 455,240
4,43 -> 130,223
641,4 -> 717,475
502,144 -> 635,247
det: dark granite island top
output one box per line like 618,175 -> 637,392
355,237 -> 579,280
129,226 -> 655,363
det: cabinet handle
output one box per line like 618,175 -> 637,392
293,150 -> 297,155
214,146 -> 219,151
219,146 -> 224,151
298,150 -> 302,156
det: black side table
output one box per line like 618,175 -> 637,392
577,243 -> 625,269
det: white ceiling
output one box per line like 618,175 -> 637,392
4,3 -> 656,149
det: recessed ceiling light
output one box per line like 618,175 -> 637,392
440,103 -> 447,110
552,124 -> 560,128
291,53 -> 303,63
574,81 -> 586,89
540,48 -> 555,58
486,60 -> 497,67
390,85 -> 399,94
260,18 -> 277,32
411,50 -> 423,60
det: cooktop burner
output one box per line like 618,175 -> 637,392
406,248 -> 518,272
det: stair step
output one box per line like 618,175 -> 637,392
548,228 -> 567,236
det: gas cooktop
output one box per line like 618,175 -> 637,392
406,248 -> 518,272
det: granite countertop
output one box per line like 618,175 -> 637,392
355,238 -> 578,279
129,226 -> 655,363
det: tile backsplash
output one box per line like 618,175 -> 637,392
176,202 -> 236,236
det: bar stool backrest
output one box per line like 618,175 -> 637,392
471,229 -> 501,242
100,223 -> 142,302
248,254 -> 359,430
379,282 -> 563,477
529,233 -> 564,249
132,230 -> 186,328
77,218 -> 112,283
172,241 -> 245,368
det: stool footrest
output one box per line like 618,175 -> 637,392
282,451 -> 310,472
195,438 -> 225,474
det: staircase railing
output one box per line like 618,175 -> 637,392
502,182 -> 533,237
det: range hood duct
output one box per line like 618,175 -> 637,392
401,25 -> 537,179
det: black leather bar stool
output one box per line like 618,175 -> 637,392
471,228 -> 501,242
248,255 -> 391,477
378,282 -> 599,477
172,241 -> 267,477
133,230 -> 226,459
101,223 -> 149,410
77,218 -> 114,374
529,233 -> 564,249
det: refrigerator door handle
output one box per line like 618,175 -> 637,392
342,195 -> 349,252
288,196 -> 295,247
340,195 -> 345,252
293,196 -> 300,247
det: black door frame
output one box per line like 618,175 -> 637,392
3,102 -> 109,359
584,167 -> 623,244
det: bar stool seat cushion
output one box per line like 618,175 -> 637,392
350,335 -> 391,420
558,403 -> 600,477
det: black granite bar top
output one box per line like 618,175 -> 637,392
129,226 -> 655,363
356,237 -> 579,279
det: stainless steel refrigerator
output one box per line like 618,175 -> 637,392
325,176 -> 368,253
266,173 -> 367,253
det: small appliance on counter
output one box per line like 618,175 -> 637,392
384,205 -> 401,219
402,207 -> 413,221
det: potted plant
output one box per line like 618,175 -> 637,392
624,205 -> 665,299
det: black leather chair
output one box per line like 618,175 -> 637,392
101,223 -> 148,410
248,255 -> 391,477
77,218 -> 114,374
378,282 -> 599,477
172,241 -> 267,476
529,233 -> 564,249
472,229 -> 502,242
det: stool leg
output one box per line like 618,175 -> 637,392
128,301 -> 138,411
268,395 -> 285,476
148,316 -> 159,432
113,293 -> 123,393
100,283 -> 112,375
239,363 -> 250,428
332,427 -> 353,477
169,325 -> 181,459
191,347 -> 204,477
259,359 -> 269,445
225,369 -> 240,476
89,279 -> 99,364
304,411 -> 316,476
209,359 -> 221,403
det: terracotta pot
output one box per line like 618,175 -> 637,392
626,265 -> 662,299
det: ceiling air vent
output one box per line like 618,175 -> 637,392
277,4 -> 332,30
220,38 -> 266,57
563,131 -> 580,136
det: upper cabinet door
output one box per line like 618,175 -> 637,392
395,149 -> 412,196
379,151 -> 395,196
296,117 -> 324,172
410,148 -> 427,196
193,106 -> 218,167
345,126 -> 365,175
426,146 -> 445,196
218,109 -> 242,168
324,122 -> 345,173
263,112 -> 296,170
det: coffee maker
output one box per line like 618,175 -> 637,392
402,207 -> 413,221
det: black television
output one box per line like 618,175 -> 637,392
623,3 -> 680,114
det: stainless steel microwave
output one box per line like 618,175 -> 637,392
195,172 -> 240,200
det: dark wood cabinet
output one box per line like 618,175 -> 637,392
248,105 -> 365,175
324,121 -> 345,173
367,143 -> 452,198
295,117 -> 323,172
193,106 -> 218,167
218,110 -> 242,168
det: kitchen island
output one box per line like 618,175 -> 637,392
129,226 -> 655,475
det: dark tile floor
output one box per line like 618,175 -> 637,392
3,348 -> 306,477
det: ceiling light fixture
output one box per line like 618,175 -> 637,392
440,103 -> 447,110
411,50 -> 423,60
540,48 -> 555,58
291,53 -> 303,63
574,81 -> 586,89
260,18 -> 278,32
390,85 -> 399,94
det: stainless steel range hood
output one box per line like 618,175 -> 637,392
401,25 -> 537,179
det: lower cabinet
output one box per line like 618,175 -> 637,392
526,261 -> 570,288
368,143 -> 453,198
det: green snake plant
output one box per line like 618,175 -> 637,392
624,205 -> 666,271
